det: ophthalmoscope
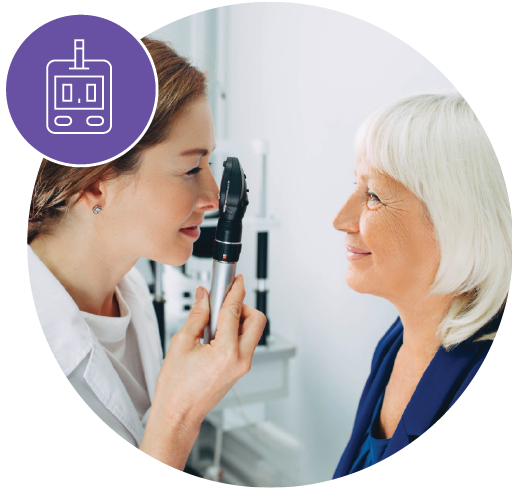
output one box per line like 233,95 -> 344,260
204,157 -> 249,344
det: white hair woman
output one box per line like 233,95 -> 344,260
332,93 -> 511,477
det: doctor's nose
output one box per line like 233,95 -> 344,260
198,168 -> 220,211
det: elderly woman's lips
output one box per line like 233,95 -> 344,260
346,246 -> 371,260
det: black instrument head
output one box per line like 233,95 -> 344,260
216,157 -> 249,243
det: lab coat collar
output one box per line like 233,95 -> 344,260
28,245 -> 163,446
28,245 -> 93,376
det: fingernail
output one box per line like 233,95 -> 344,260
239,274 -> 245,284
195,286 -> 205,302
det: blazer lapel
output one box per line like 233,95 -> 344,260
334,329 -> 403,477
384,341 -> 484,458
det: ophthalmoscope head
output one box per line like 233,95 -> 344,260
204,157 -> 249,344
213,157 -> 249,262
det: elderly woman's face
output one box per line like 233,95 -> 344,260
333,161 -> 439,304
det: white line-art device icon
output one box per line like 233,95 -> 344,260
46,39 -> 112,134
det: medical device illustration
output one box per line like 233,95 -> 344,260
46,39 -> 112,134
204,157 -> 249,343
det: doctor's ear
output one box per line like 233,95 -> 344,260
77,180 -> 107,213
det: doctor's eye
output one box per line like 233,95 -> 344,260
186,167 -> 202,176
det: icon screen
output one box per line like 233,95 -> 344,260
54,75 -> 104,110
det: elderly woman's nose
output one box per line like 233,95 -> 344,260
333,196 -> 360,233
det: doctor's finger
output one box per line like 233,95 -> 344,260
180,286 -> 210,342
214,274 -> 246,348
238,304 -> 266,362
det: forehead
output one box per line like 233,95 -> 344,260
355,160 -> 414,199
169,97 -> 215,148
355,160 -> 387,182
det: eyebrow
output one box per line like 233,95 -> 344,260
180,144 -> 216,157
354,170 -> 380,181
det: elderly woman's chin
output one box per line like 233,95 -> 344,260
345,264 -> 376,295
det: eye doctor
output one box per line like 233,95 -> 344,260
27,38 -> 266,469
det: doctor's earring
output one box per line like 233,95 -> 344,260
92,206 -> 102,214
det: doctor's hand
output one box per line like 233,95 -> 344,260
140,274 -> 266,469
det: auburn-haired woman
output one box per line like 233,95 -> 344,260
28,38 -> 266,468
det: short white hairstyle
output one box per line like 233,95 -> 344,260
355,93 -> 512,348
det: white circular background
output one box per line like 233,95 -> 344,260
1,1 -> 510,491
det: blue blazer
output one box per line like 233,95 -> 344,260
333,310 -> 502,479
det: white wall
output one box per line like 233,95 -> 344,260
222,3 -> 454,485
149,3 -> 455,485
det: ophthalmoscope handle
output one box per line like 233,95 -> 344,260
204,260 -> 237,344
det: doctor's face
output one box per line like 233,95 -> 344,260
332,161 -> 439,306
104,97 -> 219,266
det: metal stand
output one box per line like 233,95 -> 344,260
152,262 -> 166,354
256,231 -> 270,345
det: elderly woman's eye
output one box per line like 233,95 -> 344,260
367,191 -> 381,204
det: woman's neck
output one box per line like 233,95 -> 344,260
393,293 -> 452,370
30,224 -> 137,317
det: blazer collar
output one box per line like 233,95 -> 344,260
401,339 -> 486,438
382,337 -> 491,460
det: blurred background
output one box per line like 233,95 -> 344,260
137,3 -> 454,486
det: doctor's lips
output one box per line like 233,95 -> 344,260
345,244 -> 372,261
179,222 -> 202,239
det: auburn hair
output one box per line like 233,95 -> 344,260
28,38 -> 207,244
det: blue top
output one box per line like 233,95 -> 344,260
348,390 -> 390,474
333,310 -> 502,479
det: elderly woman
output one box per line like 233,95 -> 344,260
332,93 -> 511,477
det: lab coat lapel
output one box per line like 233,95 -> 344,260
84,333 -> 145,445
29,246 -> 147,446
118,272 -> 163,404
28,245 -> 93,376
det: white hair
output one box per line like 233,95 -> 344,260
355,93 -> 512,348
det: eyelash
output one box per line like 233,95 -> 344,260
186,162 -> 213,176
353,182 -> 381,204
367,192 -> 381,203
186,167 -> 201,176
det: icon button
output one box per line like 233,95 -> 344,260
46,39 -> 112,135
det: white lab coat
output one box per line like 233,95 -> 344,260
28,245 -> 163,446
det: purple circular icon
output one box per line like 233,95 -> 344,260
6,15 -> 157,166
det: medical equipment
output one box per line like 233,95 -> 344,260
204,157 -> 249,343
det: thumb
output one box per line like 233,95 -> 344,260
181,286 -> 210,339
